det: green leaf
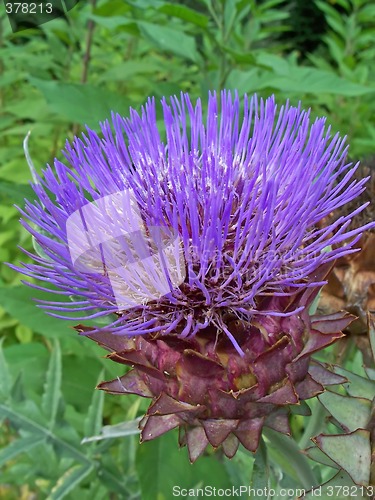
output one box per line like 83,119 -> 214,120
42,339 -> 62,429
258,0 -> 287,9
97,467 -> 133,497
0,180 -> 35,205
28,78 -> 130,128
290,401 -> 311,416
299,398 -> 328,450
98,60 -> 162,83
0,338 -> 11,401
0,434 -> 45,468
264,429 -> 318,489
275,67 -> 373,96
357,4 -> 375,21
136,431 -> 232,500
318,391 -> 372,432
316,0 -> 349,24
3,343 -> 49,396
221,46 -> 256,64
0,403 -> 90,464
304,445 -> 340,470
83,370 -> 105,438
88,14 -> 135,30
61,354 -> 115,412
239,54 -> 375,96
92,0 -> 131,17
158,3 -> 209,27
313,430 -> 371,485
47,463 -> 94,500
224,446 -> 255,489
0,285 -> 79,339
15,323 -> 33,343
251,438 -> 270,498
365,367 -> 375,381
11,373 -> 26,403
309,289 -> 322,315
82,417 -> 141,444
332,366 -> 375,400
138,22 -> 199,62
302,470 -> 364,499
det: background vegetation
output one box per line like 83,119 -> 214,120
1,0 -> 375,498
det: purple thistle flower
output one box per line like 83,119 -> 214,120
15,91 -> 371,350
12,91 -> 375,460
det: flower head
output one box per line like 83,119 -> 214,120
15,91 -> 374,460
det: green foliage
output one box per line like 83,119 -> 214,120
135,432 -> 233,500
314,430 -> 371,486
308,0 -> 375,156
303,332 -> 375,495
1,0 -> 375,498
0,340 -> 137,499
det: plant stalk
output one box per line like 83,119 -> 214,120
264,428 -> 318,490
299,399 -> 328,450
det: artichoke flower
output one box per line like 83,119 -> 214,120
15,91 -> 374,462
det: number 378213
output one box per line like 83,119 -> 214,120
5,3 -> 53,14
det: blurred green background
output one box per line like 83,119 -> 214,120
1,0 -> 375,498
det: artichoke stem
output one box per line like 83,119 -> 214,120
264,428 -> 318,490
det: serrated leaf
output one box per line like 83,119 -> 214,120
13,399 -> 48,428
83,370 -> 105,437
0,403 -> 89,464
332,366 -> 375,400
304,445 -> 340,470
95,467 -> 133,497
301,470 -> 363,499
47,463 -> 94,500
0,402 -> 47,438
0,337 -> 11,401
42,339 -> 62,429
318,391 -> 371,432
81,417 -> 141,443
0,435 -> 45,468
313,430 -> 371,485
